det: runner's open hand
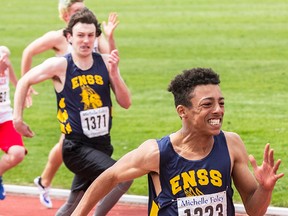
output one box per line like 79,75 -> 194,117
249,143 -> 284,191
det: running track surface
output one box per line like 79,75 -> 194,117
0,192 -> 248,216
0,193 -> 148,216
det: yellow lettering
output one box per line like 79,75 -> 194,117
181,171 -> 197,190
197,169 -> 209,186
170,169 -> 223,195
78,75 -> 88,86
170,175 -> 181,195
71,75 -> 104,89
71,77 -> 79,89
210,170 -> 222,187
95,75 -> 104,85
86,75 -> 95,85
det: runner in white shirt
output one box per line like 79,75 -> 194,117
0,46 -> 27,200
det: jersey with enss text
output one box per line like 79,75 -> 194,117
148,130 -> 235,216
55,52 -> 112,138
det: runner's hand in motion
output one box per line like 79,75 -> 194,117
102,12 -> 119,39
13,119 -> 35,138
249,143 -> 284,190
25,86 -> 39,108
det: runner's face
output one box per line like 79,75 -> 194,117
69,22 -> 96,56
187,84 -> 224,135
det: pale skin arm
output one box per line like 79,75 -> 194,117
13,57 -> 67,138
71,139 -> 160,216
102,50 -> 131,109
226,132 -> 284,216
8,63 -> 18,87
21,30 -> 64,75
98,12 -> 119,54
6,59 -> 36,109
21,30 -> 64,106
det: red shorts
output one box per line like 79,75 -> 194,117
0,120 -> 26,153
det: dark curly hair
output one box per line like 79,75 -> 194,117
63,7 -> 102,38
167,68 -> 220,108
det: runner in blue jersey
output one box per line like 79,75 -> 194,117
21,0 -> 119,209
71,67 -> 284,216
13,8 -> 132,216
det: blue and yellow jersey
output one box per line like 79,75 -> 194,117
148,131 -> 235,215
55,52 -> 112,138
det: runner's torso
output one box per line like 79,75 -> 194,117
148,131 -> 235,215
55,52 -> 112,138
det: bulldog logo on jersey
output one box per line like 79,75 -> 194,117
80,84 -> 103,110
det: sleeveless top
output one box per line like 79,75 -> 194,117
55,52 -> 112,138
148,131 -> 235,216
0,66 -> 13,123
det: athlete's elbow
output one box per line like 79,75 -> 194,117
119,97 -> 131,109
123,100 -> 132,109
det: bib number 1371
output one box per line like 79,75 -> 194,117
80,107 -> 109,138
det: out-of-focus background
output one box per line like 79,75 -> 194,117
0,0 -> 287,207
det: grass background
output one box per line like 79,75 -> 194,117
0,0 -> 287,207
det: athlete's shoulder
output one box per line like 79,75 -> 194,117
223,130 -> 247,163
42,56 -> 67,69
223,131 -> 242,142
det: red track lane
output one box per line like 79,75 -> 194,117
0,193 -> 248,216
0,193 -> 148,216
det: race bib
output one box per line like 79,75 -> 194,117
0,90 -> 7,103
177,191 -> 227,216
80,106 -> 109,138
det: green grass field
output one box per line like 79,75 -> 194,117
1,0 -> 287,207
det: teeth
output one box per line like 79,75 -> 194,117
209,119 -> 220,125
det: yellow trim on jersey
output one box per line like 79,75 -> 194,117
149,200 -> 159,216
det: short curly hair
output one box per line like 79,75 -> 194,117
168,68 -> 220,108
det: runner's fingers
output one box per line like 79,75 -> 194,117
273,159 -> 282,173
276,172 -> 285,180
24,125 -> 34,138
111,50 -> 119,59
268,148 -> 274,167
249,155 -> 258,170
263,143 -> 270,163
109,12 -> 117,22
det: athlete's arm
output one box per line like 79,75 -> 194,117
21,30 -> 65,107
8,61 -> 18,88
13,57 -> 67,137
21,30 -> 64,75
102,50 -> 131,109
71,139 -> 159,216
98,12 -> 119,54
226,132 -> 284,216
